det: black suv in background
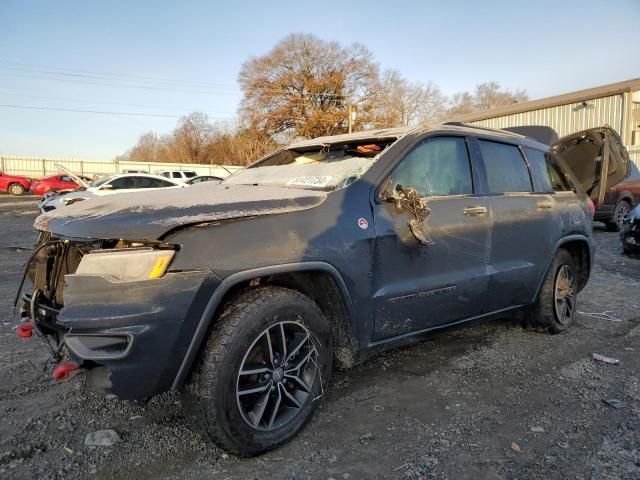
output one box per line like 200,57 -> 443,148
17,123 -> 630,455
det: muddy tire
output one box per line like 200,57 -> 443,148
9,183 -> 25,195
606,200 -> 630,232
525,249 -> 578,334
184,286 -> 332,456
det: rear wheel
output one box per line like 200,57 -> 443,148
525,249 -> 578,333
185,286 -> 332,456
9,183 -> 25,195
606,200 -> 630,232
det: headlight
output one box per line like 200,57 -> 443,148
75,248 -> 175,282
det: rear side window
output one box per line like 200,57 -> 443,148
478,140 -> 532,193
547,156 -> 573,191
523,148 -> 553,192
391,136 -> 473,197
523,148 -> 574,192
184,171 -> 197,178
171,172 -> 182,179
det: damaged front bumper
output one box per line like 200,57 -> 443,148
19,238 -> 220,400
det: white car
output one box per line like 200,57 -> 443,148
155,170 -> 198,183
39,173 -> 183,212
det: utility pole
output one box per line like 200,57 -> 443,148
348,104 -> 356,133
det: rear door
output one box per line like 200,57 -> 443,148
474,138 -> 562,311
553,127 -> 631,203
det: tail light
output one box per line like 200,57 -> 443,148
587,198 -> 595,218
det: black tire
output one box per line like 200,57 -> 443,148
606,200 -> 631,232
8,183 -> 25,195
525,249 -> 578,334
185,286 -> 333,456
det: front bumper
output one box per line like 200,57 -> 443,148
47,270 -> 219,399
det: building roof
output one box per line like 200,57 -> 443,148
449,78 -> 640,123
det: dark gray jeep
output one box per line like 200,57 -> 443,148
16,123 -> 630,455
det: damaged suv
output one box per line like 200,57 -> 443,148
16,123 -> 630,455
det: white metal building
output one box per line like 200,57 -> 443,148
450,78 -> 640,166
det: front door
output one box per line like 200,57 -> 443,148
371,136 -> 492,340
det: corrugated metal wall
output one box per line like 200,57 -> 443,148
469,94 -> 625,138
469,93 -> 640,169
0,156 -> 242,179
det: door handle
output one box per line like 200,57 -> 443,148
463,206 -> 488,216
537,201 -> 553,209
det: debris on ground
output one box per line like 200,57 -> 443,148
511,442 -> 522,453
602,399 -> 626,409
84,429 -> 121,447
359,433 -> 374,445
592,353 -> 621,365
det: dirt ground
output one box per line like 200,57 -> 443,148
0,194 -> 638,480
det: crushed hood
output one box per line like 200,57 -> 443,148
34,183 -> 327,240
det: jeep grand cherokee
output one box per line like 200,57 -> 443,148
15,123 -> 630,456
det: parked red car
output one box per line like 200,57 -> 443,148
594,162 -> 640,231
30,174 -> 92,196
0,171 -> 32,195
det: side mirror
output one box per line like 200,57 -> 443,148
379,178 -> 433,245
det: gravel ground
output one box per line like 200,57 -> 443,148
0,194 -> 638,480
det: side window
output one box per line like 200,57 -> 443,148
391,136 -> 473,197
107,177 -> 136,190
184,171 -> 197,178
138,177 -> 175,188
478,140 -> 532,193
523,148 -> 553,192
546,155 -> 573,191
60,176 -> 71,182
160,172 -> 170,178
172,172 -> 182,179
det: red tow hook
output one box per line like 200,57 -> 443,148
53,362 -> 79,381
17,323 -> 34,338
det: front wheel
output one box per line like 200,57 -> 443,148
9,183 -> 25,195
525,249 -> 578,333
185,286 -> 332,456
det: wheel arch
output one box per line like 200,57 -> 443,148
533,235 -> 593,302
172,262 -> 356,390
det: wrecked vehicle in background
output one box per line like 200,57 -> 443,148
15,123 -> 630,456
620,203 -> 640,255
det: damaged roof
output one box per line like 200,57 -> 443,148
286,127 -> 411,150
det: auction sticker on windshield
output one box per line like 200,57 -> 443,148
287,176 -> 333,188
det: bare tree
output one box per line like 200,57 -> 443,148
126,132 -> 163,162
447,92 -> 476,116
447,82 -> 528,116
238,33 -> 380,140
170,112 -> 215,164
375,70 -> 446,127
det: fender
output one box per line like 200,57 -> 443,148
532,234 -> 594,301
171,261 -> 354,389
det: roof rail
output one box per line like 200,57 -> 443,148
442,121 -> 523,137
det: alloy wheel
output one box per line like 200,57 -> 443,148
616,203 -> 630,230
236,321 -> 319,431
553,265 -> 576,325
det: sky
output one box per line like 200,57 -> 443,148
0,0 -> 638,160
